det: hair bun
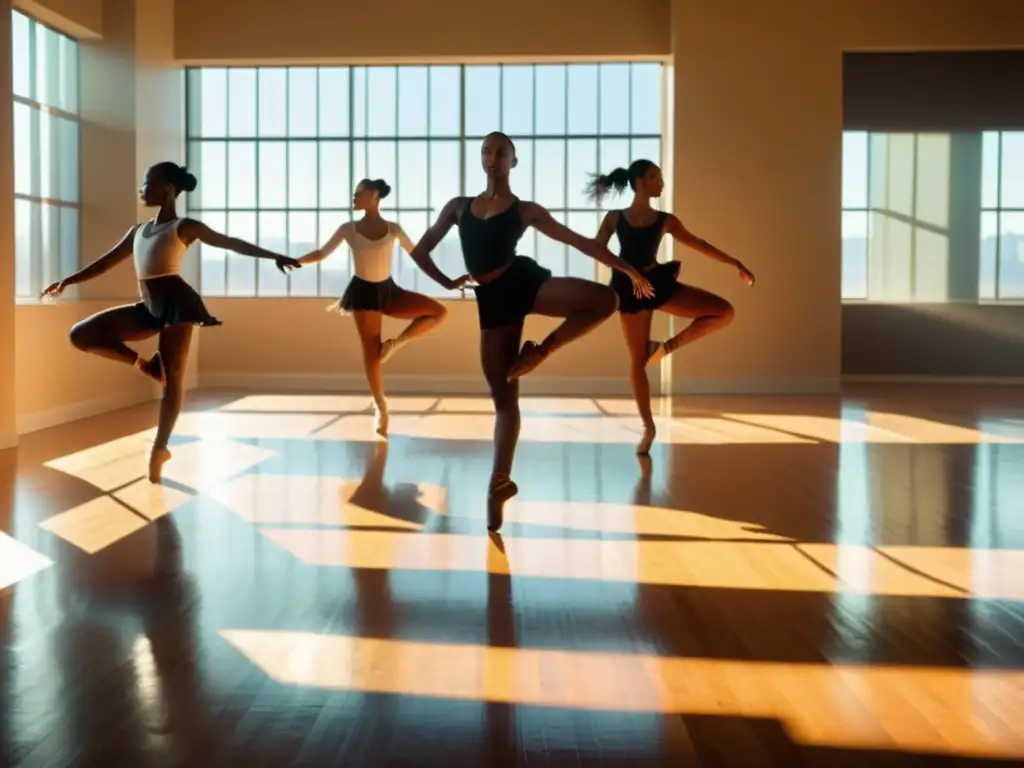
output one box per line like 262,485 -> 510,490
181,170 -> 198,193
376,179 -> 392,200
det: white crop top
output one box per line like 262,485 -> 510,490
319,220 -> 414,283
133,218 -> 188,280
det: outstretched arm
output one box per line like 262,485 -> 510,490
395,223 -> 416,255
665,214 -> 754,286
42,225 -> 138,296
299,222 -> 350,265
180,218 -> 300,272
407,197 -> 467,290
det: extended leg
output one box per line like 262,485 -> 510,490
480,321 -> 525,532
507,277 -> 618,380
619,310 -> 658,454
353,310 -> 389,438
380,290 -> 447,363
149,324 -> 193,483
648,284 -> 735,366
69,304 -> 164,383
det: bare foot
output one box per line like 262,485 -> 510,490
373,404 -> 389,439
645,341 -> 667,367
148,445 -> 172,483
487,476 -> 519,532
379,338 -> 400,364
138,352 -> 166,385
636,423 -> 656,455
507,341 -> 546,381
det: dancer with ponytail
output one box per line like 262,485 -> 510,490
299,178 -> 450,438
409,132 -> 654,531
588,159 -> 755,455
41,162 -> 299,482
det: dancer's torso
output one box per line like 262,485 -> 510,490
350,221 -> 398,282
457,196 -> 525,282
615,210 -> 667,271
134,218 -> 188,280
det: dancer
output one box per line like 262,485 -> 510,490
587,159 -> 755,454
298,178 -> 451,438
408,131 -> 655,532
41,161 -> 299,482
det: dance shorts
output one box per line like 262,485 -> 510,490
473,256 -> 552,330
610,260 -> 681,314
330,275 -> 406,314
136,275 -> 222,328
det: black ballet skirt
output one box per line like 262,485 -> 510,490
610,260 -> 681,314
138,275 -> 222,328
473,256 -> 552,330
329,275 -> 406,314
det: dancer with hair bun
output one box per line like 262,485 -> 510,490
587,159 -> 755,455
299,178 -> 452,438
41,161 -> 300,482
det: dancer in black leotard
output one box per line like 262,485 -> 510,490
588,159 -> 755,455
409,132 -> 654,531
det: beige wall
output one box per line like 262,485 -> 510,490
13,0 -> 102,38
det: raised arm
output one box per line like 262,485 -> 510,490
407,197 -> 468,290
180,218 -> 300,273
521,202 -> 653,297
394,223 -> 416,255
298,222 -> 351,265
665,214 -> 754,286
595,210 -> 618,249
42,225 -> 138,297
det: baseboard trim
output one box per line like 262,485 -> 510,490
842,375 -> 1024,386
200,372 -> 640,397
671,377 -> 841,395
17,390 -> 158,436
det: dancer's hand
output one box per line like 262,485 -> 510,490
628,269 -> 655,299
275,256 -> 301,273
446,274 -> 471,291
40,279 -> 66,299
737,261 -> 755,287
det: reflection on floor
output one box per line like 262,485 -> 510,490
3,388 -> 1024,766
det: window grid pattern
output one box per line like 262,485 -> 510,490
186,63 -> 664,298
12,10 -> 80,299
980,131 -> 1024,301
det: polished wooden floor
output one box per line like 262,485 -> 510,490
2,387 -> 1024,766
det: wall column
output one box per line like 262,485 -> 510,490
0,0 -> 18,448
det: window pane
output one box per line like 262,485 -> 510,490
979,212 -> 998,301
398,66 -> 428,137
885,134 -> 914,217
914,133 -> 950,229
868,213 -> 911,302
367,67 -> 397,137
58,33 -> 77,114
534,65 -> 566,135
352,139 -> 367,180
630,138 -> 661,170
513,140 -> 534,202
41,203 -> 60,289
60,206 -> 78,277
14,199 -> 32,298
257,212 -> 287,297
34,23 -> 59,109
199,211 -> 227,296
226,212 -> 257,296
599,64 -> 630,135
228,142 -> 256,208
199,69 -> 228,137
630,63 -> 661,135
566,212 -> 599,279
258,69 -> 287,137
13,12 -> 31,99
228,68 -> 257,137
536,210 -> 566,274
868,133 -> 888,209
597,138 -> 630,210
288,68 -> 318,138
534,140 -> 565,209
288,212 -> 319,296
465,66 -> 500,137
368,142 -> 397,198
567,139 -> 597,210
397,141 -> 428,208
842,131 -> 868,210
319,141 -> 351,209
982,131 -> 1000,209
14,103 -> 32,196
288,142 -> 317,208
841,211 -> 868,300
319,211 -> 352,297
429,141 -> 461,209
914,227 -> 949,302
429,66 -> 460,137
40,111 -> 55,199
258,142 -> 287,209
197,141 -> 226,209
463,139 -> 486,195
318,67 -> 349,137
1001,132 -> 1024,209
58,116 -> 78,203
567,65 -> 598,135
353,68 -> 367,136
394,211 -> 428,290
502,65 -> 533,136
998,212 -> 1024,300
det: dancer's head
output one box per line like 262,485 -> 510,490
585,159 -> 662,202
481,131 -> 517,182
141,162 -> 197,207
353,178 -> 391,211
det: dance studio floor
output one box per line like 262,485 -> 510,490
2,387 -> 1024,766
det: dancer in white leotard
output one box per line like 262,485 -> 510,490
299,178 -> 462,437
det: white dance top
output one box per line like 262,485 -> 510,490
320,220 -> 414,283
133,218 -> 188,280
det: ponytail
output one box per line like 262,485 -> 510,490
585,167 -> 632,202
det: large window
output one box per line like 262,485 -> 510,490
12,11 -> 80,299
842,130 -> 1024,303
185,64 -> 664,298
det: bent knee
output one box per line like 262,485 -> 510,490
432,301 -> 449,320
718,300 -> 736,324
68,323 -> 93,351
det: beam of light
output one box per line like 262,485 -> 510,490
38,497 -> 150,554
113,479 -> 194,521
206,474 -> 447,530
256,528 -> 1024,600
43,433 -> 154,492
723,412 -> 1024,444
135,411 -> 337,440
219,395 -> 440,414
218,629 -> 1024,759
0,532 -> 53,590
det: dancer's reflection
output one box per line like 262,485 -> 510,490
483,531 -> 517,761
345,440 -> 436,530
